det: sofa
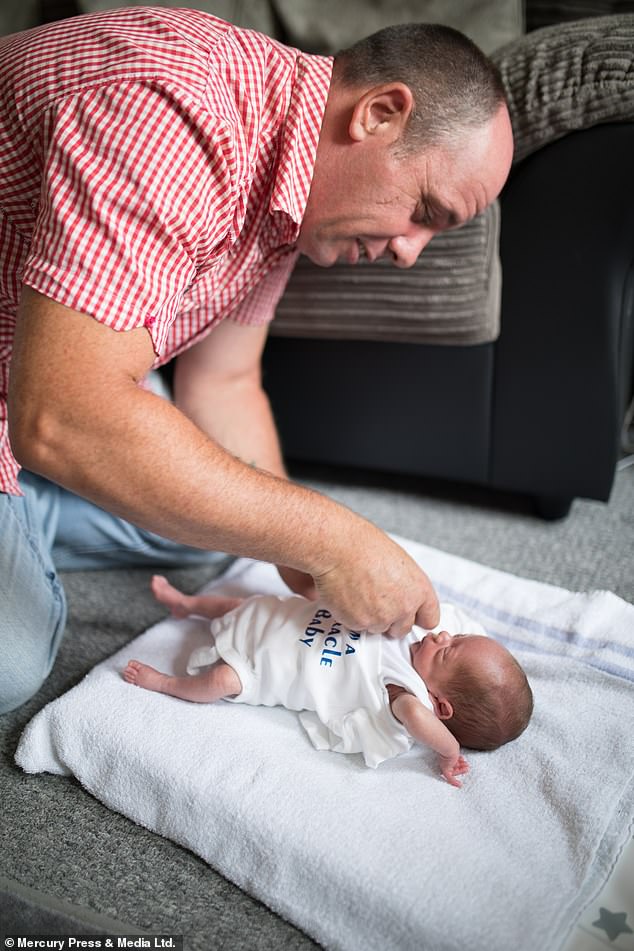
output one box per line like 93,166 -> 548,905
264,122 -> 634,518
262,11 -> 634,519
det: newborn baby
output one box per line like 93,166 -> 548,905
124,576 -> 533,786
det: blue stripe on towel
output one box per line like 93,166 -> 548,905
433,580 -> 634,683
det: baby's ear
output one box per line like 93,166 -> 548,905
431,694 -> 454,721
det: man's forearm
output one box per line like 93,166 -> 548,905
173,370 -> 288,479
15,377 -> 351,577
171,318 -> 287,479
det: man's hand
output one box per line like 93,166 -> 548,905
312,523 -> 439,635
439,753 -> 470,788
277,565 -> 318,600
280,531 -> 438,634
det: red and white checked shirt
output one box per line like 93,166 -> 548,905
0,6 -> 332,494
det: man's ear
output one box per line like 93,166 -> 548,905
430,694 -> 454,721
349,82 -> 414,143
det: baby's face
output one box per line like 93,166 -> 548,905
411,630 -> 494,694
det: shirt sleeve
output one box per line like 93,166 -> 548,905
22,83 -> 239,356
226,251 -> 299,327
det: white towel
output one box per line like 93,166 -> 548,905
15,536 -> 634,951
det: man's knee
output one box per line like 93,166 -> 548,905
0,663 -> 50,715
0,587 -> 67,715
0,485 -> 68,714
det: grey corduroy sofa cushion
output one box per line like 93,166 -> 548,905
492,13 -> 634,164
272,201 -> 501,346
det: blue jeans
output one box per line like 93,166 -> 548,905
0,471 -> 231,714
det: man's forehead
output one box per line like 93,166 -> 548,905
419,156 -> 504,228
422,106 -> 513,217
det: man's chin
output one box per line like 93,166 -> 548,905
297,241 -> 338,268
301,251 -> 336,268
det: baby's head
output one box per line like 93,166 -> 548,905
412,631 -> 533,751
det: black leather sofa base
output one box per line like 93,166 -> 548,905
263,123 -> 634,518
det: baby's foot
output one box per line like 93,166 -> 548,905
151,574 -> 190,618
123,659 -> 167,693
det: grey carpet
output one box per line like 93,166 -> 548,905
1,462 -> 632,948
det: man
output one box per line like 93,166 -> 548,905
0,9 -> 513,713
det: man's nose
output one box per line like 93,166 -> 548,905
387,227 -> 435,268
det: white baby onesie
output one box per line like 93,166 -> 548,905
187,596 -> 484,768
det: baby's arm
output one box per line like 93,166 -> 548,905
389,687 -> 469,788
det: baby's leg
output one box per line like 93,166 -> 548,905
151,574 -> 244,619
123,658 -> 242,703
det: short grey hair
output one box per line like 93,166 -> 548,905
333,23 -> 506,153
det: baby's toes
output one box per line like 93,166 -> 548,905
123,660 -> 141,684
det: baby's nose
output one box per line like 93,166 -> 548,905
434,630 -> 451,644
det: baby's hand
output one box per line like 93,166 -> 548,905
439,753 -> 470,788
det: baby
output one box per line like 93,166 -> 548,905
124,576 -> 533,787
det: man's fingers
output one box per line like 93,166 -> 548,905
312,530 -> 441,636
377,584 -> 440,637
378,616 -> 416,639
414,591 -> 440,631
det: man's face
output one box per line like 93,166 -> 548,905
297,103 -> 513,269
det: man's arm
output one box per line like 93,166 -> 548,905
172,318 -> 313,595
172,319 -> 286,477
9,287 -> 439,634
390,689 -> 469,787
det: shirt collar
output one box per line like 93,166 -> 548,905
269,52 -> 333,243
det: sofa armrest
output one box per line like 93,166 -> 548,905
492,121 -> 634,504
